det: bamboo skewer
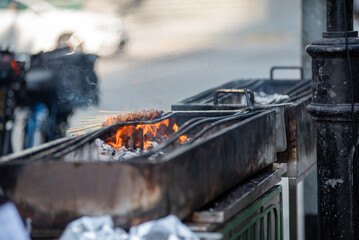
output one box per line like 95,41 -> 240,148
77,122 -> 103,125
66,113 -> 120,134
98,110 -> 131,114
80,119 -> 106,123
68,109 -> 175,134
84,114 -> 116,119
66,123 -> 102,134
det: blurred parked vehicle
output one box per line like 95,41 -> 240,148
0,0 -> 127,56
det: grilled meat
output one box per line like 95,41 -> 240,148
103,110 -> 163,126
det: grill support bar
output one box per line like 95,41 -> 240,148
306,0 -> 359,239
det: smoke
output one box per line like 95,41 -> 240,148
38,50 -> 99,111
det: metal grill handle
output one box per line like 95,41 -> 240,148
214,89 -> 254,108
270,66 -> 304,81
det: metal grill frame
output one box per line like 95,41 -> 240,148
0,110 -> 277,237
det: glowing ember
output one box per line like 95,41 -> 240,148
178,135 -> 188,143
173,123 -> 188,144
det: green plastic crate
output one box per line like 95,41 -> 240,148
220,185 -> 283,240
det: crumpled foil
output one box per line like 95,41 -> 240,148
60,215 -> 200,240
59,215 -> 128,240
129,215 -> 199,240
0,202 -> 31,240
254,91 -> 289,104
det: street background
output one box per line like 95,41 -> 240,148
72,0 -> 300,117
76,1 -> 302,239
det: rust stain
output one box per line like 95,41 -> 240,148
290,148 -> 297,160
278,107 -> 298,162
12,161 -> 164,226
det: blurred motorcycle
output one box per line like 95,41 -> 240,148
0,50 -> 23,155
0,48 -> 98,156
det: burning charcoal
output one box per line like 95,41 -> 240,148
132,127 -> 143,149
105,119 -> 174,151
92,137 -> 168,162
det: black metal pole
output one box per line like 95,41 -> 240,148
326,0 -> 353,32
306,0 -> 359,239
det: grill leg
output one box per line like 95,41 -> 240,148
288,179 -> 298,240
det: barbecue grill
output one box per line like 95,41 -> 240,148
0,109 -> 277,237
172,66 -> 316,238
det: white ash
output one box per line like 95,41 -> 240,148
95,139 -> 117,161
114,147 -> 143,161
151,141 -> 159,148
254,92 -> 289,104
94,138 -> 165,162
148,150 -> 166,160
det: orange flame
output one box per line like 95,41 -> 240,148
172,123 -> 188,144
172,123 -> 179,132
106,120 -> 188,150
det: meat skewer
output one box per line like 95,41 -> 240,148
66,123 -> 102,134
